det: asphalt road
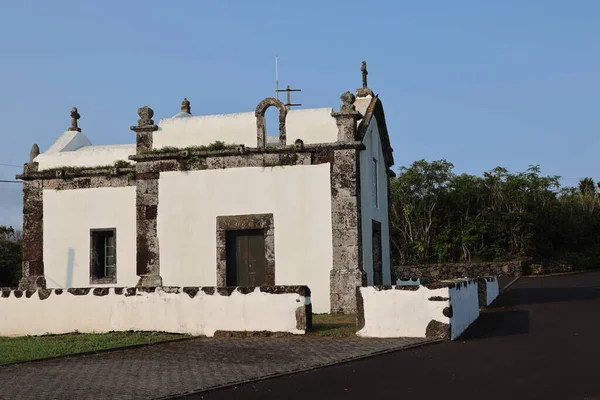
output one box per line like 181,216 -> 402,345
189,272 -> 600,400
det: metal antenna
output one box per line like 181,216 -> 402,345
275,56 -> 279,100
277,85 -> 302,110
274,56 -> 302,109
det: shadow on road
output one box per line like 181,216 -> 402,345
499,286 -> 600,307
459,309 -> 530,340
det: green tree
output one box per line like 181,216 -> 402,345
389,160 -> 600,270
0,226 -> 22,287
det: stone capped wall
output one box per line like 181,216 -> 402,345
393,260 -> 527,282
0,285 -> 311,337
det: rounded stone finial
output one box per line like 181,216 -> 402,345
29,144 -> 40,163
68,107 -> 81,132
137,106 -> 155,126
338,91 -> 358,113
181,98 -> 191,114
341,91 -> 356,105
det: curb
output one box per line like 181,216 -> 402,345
162,338 -> 444,399
500,275 -> 522,293
523,269 -> 600,278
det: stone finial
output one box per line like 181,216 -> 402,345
331,91 -> 362,141
356,61 -> 375,97
181,98 -> 191,114
130,105 -> 158,153
339,91 -> 357,113
29,144 -> 40,163
68,107 -> 81,132
137,106 -> 155,126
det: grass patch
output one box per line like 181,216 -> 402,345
308,314 -> 356,337
0,331 -> 186,365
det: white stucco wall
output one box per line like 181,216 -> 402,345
43,187 -> 138,288
44,131 -> 92,154
357,286 -> 450,338
449,280 -> 480,340
0,287 -> 309,337
353,95 -> 372,117
359,116 -> 391,285
286,108 -> 338,144
33,129 -> 135,171
36,144 -> 135,171
396,278 -> 421,286
157,164 -> 334,313
356,280 -> 480,340
153,112 -> 257,149
484,277 -> 500,306
152,107 -> 338,150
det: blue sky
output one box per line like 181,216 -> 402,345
1,0 -> 599,228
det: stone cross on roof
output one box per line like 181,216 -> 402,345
68,107 -> 81,132
356,61 -> 374,98
181,98 -> 191,114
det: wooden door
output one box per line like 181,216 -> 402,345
372,220 -> 383,285
226,229 -> 266,286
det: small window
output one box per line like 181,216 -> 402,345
90,229 -> 117,284
373,158 -> 379,208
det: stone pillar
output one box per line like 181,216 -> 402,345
329,92 -> 366,313
19,177 -> 46,290
130,106 -> 162,287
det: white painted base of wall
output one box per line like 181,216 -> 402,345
0,287 -> 309,337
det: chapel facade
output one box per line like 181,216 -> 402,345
17,62 -> 395,313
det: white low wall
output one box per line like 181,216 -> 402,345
478,277 -> 500,307
448,280 -> 480,339
396,278 -> 421,286
356,279 -> 480,340
0,286 -> 311,337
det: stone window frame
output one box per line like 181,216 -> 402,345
89,228 -> 117,285
216,214 -> 275,287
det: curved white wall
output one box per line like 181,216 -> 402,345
359,117 -> 391,285
152,107 -> 339,150
153,112 -> 257,149
286,108 -> 338,144
36,144 -> 135,171
43,187 -> 138,288
157,164 -> 333,313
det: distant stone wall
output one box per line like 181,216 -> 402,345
393,260 -> 526,281
0,285 -> 311,337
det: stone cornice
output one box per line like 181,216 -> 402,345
129,141 -> 365,162
17,166 -> 136,181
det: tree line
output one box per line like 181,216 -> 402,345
390,159 -> 600,273
0,226 -> 21,287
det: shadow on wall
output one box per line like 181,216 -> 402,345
66,248 -> 74,288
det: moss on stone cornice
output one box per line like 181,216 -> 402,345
130,141 -> 365,162
17,160 -> 135,181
